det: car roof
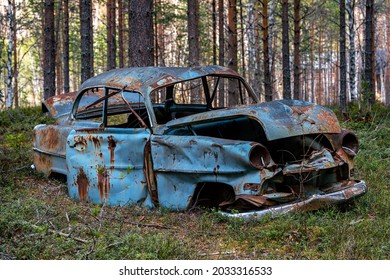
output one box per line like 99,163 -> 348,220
78,65 -> 242,94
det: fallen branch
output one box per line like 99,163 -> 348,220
112,217 -> 176,230
197,250 -> 237,257
31,225 -> 88,243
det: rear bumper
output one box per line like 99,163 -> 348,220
220,180 -> 367,221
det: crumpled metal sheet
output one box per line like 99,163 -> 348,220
220,194 -> 277,211
220,180 -> 367,221
283,149 -> 338,174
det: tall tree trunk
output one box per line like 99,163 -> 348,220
318,29 -> 323,104
281,0 -> 291,99
347,0 -> 357,102
80,0 -> 93,83
63,0 -> 70,93
55,0 -> 63,95
227,0 -> 238,106
239,0 -> 245,79
310,22 -> 315,103
188,0 -> 201,102
364,0 -> 375,107
188,0 -> 200,67
340,0 -> 347,113
293,0 -> 300,100
6,0 -> 13,108
218,0 -> 225,107
155,0 -> 165,66
247,0 -> 260,97
262,0 -> 272,102
106,0 -> 116,70
12,0 -> 18,107
385,0 -> 390,105
43,0 -> 56,100
128,0 -> 154,67
212,0 -> 217,65
269,0 -> 276,99
118,0 -> 125,68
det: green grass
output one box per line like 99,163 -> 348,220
0,105 -> 389,260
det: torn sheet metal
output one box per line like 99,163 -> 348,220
221,180 -> 367,221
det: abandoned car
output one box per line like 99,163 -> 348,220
33,66 -> 367,219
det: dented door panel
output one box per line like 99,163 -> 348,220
66,128 -> 151,206
151,135 -> 276,210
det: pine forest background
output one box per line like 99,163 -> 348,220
0,0 -> 389,113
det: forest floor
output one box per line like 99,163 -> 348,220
0,104 -> 389,260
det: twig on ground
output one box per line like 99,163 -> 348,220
31,224 -> 88,243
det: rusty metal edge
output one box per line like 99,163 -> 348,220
33,148 -> 66,159
220,180 -> 367,221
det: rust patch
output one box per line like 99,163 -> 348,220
33,153 -> 52,175
244,183 -> 261,192
107,135 -> 116,165
90,136 -> 100,149
211,143 -> 223,149
43,91 -> 76,117
38,126 -> 60,151
97,166 -> 110,200
73,135 -> 87,146
76,168 -> 89,201
316,109 -> 340,132
76,127 -> 105,133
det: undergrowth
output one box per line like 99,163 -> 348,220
0,104 -> 389,260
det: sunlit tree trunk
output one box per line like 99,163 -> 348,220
63,0 -> 70,93
282,0 -> 291,99
318,29 -> 323,104
238,0 -> 245,79
43,0 -> 56,99
55,0 -> 63,95
6,0 -> 13,108
340,0 -> 347,113
347,0 -> 357,102
293,0 -> 300,100
269,0 -> 276,99
12,0 -> 18,107
212,0 -> 217,65
262,0 -> 272,102
118,0 -> 125,68
218,0 -> 225,107
385,0 -> 390,105
247,0 -> 260,97
227,0 -> 238,106
310,23 -> 315,103
188,0 -> 201,102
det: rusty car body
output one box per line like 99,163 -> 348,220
33,66 -> 367,219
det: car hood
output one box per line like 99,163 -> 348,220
42,92 -> 77,118
164,99 -> 341,141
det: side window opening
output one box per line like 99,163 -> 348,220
150,76 -> 256,125
75,87 -> 150,128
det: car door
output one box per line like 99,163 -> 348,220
66,88 -> 152,206
66,127 -> 151,206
